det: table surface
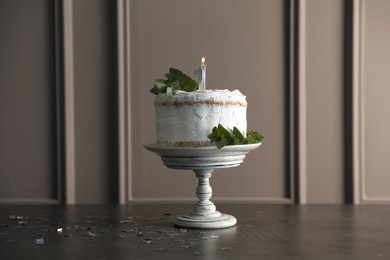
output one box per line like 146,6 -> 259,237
1,204 -> 389,260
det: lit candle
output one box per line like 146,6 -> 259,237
200,57 -> 206,91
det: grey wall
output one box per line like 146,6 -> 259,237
0,0 -> 57,202
72,0 -> 116,204
359,0 -> 390,203
131,0 -> 289,202
0,0 -> 117,204
304,0 -> 345,203
0,0 -> 389,204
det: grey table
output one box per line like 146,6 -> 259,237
1,204 -> 389,259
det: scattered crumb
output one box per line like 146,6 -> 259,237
87,231 -> 97,237
141,238 -> 152,244
35,238 -> 44,245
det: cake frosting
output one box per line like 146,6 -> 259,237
155,89 -> 247,147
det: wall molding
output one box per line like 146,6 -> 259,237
0,199 -> 59,205
290,0 -> 307,204
353,0 -> 390,204
62,0 -> 76,204
55,0 -> 76,204
0,0 -> 75,205
116,0 -> 132,204
351,0 -> 363,204
119,0 -> 301,204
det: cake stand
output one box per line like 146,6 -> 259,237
144,143 -> 261,229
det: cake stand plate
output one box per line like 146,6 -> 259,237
144,143 -> 261,229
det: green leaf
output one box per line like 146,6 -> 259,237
149,85 -> 160,95
216,139 -> 230,149
248,130 -> 264,142
181,78 -> 199,92
170,80 -> 180,90
169,67 -> 183,75
212,126 -> 219,136
166,87 -> 173,96
233,127 -> 244,141
247,134 -> 255,144
218,124 -> 231,139
149,81 -> 167,95
155,79 -> 165,84
151,67 -> 198,95
208,124 -> 264,149
165,73 -> 178,82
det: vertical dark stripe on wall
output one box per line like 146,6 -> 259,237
105,0 -> 117,204
284,0 -> 293,201
286,0 -> 305,204
54,0 -> 65,203
343,0 -> 354,204
46,0 -> 59,202
292,0 -> 301,204
112,0 -> 120,204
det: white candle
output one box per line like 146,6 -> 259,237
200,57 -> 206,91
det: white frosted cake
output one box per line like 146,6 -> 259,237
154,89 -> 247,147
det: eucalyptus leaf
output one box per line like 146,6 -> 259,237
166,87 -> 173,96
247,134 -> 255,144
233,127 -> 244,141
247,130 -> 264,142
155,79 -> 166,84
212,126 -> 219,136
208,124 -> 264,149
165,72 -> 178,82
150,67 -> 198,95
150,81 -> 167,95
218,124 -> 231,139
181,79 -> 198,92
216,139 -> 230,149
170,80 -> 180,90
253,131 -> 264,142
149,85 -> 160,95
169,67 -> 183,75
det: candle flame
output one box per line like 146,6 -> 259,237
201,57 -> 205,64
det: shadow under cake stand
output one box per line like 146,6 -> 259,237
144,143 -> 261,229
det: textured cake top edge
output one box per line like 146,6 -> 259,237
156,100 -> 247,107
155,89 -> 247,106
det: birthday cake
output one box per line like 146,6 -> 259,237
154,89 -> 247,147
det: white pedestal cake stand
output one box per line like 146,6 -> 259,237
144,143 -> 261,229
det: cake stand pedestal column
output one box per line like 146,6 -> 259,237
174,169 -> 237,229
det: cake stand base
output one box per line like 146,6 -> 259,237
175,212 -> 237,229
144,143 -> 261,229
173,169 -> 237,229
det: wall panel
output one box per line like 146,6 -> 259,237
130,0 -> 291,202
359,0 -> 390,203
72,0 -> 116,204
0,0 -> 118,204
0,0 -> 58,203
304,0 -> 345,203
